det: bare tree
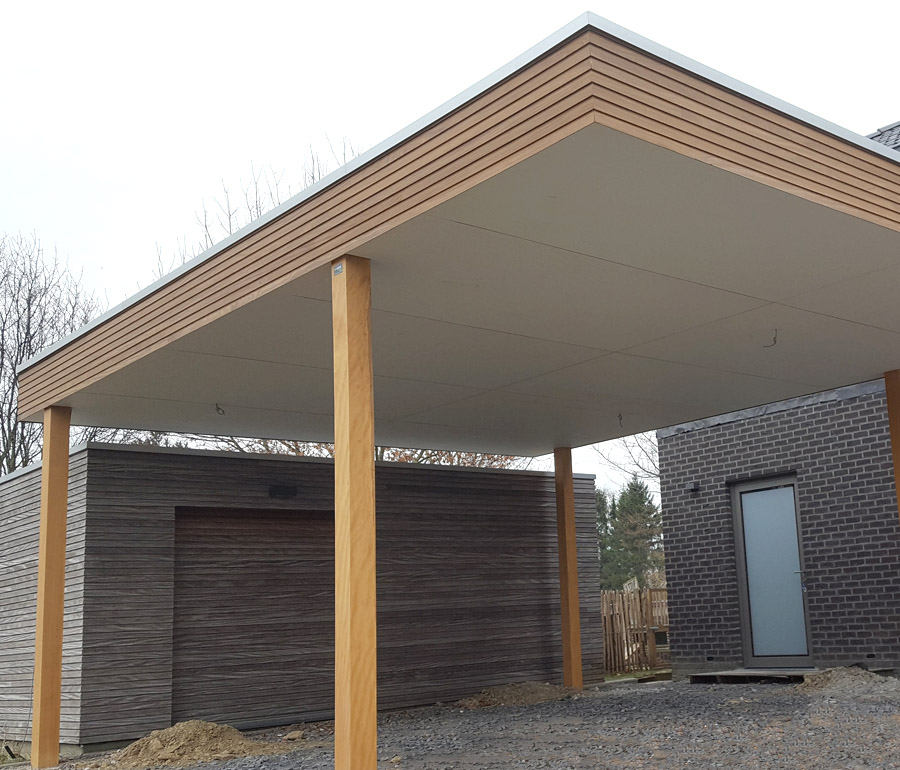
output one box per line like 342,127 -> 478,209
373,447 -> 529,469
595,432 -> 659,487
155,146 -> 355,276
0,234 -> 141,474
191,436 -> 529,470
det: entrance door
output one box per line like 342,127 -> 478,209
733,478 -> 812,667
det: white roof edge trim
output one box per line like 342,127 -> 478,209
19,11 -> 900,377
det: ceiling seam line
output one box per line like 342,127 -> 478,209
421,212 -> 777,303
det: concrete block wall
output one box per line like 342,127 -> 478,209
658,382 -> 900,678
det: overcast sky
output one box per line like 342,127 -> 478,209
3,0 -> 898,489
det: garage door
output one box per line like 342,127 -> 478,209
172,507 -> 335,727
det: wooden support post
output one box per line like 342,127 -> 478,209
885,370 -> 900,525
553,447 -> 583,689
31,405 -> 71,769
645,591 -> 658,669
331,255 -> 377,770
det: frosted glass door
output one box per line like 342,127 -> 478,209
740,485 -> 808,657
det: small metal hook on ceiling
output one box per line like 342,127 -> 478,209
215,403 -> 226,415
763,329 -> 778,348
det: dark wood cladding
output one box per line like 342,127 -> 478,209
0,453 -> 88,744
76,446 -> 600,743
172,509 -> 336,725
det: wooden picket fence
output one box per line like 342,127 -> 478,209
601,588 -> 669,675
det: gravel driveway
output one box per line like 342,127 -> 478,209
176,676 -> 900,770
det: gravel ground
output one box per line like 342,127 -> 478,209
170,677 -> 900,770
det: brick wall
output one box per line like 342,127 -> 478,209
658,383 -> 900,678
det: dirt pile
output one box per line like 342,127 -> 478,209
78,720 -> 292,770
798,666 -> 900,697
457,682 -> 575,709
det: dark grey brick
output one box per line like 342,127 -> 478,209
659,389 -> 900,678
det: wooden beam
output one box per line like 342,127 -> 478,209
331,255 -> 377,770
553,447 -> 583,689
884,371 -> 900,525
31,405 -> 71,769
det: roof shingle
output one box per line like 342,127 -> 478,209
870,121 -> 900,150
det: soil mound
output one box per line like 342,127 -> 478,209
798,667 -> 900,697
79,720 -> 292,770
457,682 -> 575,709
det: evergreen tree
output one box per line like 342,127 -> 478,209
597,475 -> 664,589
595,488 -> 615,542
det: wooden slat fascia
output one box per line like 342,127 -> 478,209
587,48 -> 900,216
594,44 -> 900,203
17,38 -> 598,418
586,32 -> 900,219
587,91 -> 900,234
594,32 -> 900,194
586,78 -> 900,229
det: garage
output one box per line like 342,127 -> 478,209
0,444 -> 601,750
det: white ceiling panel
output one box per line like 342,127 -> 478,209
626,304 -> 900,388
86,349 -> 336,416
370,311 -> 606,389
84,347 -> 484,425
394,390 -> 710,456
503,352 -> 814,413
68,391 -> 337,442
783,264 -> 900,333
373,378 -> 482,422
353,215 -> 766,351
174,289 -> 334,369
430,125 -> 900,301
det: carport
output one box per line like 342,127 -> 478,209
17,13 -> 900,770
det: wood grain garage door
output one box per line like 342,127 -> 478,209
173,508 -> 335,727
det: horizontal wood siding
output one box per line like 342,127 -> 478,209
0,453 -> 87,744
78,447 -> 600,741
172,509 -> 335,726
78,451 -> 175,745
575,474 -> 603,685
17,26 -> 900,420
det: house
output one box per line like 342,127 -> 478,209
657,122 -> 900,680
11,14 -> 900,770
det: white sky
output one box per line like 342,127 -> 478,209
3,0 -> 898,490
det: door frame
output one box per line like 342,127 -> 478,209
731,476 -> 814,668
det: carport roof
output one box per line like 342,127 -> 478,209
17,13 -> 900,456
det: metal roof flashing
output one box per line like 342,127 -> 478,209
17,12 -> 900,378
871,119 -> 900,137
657,380 -> 886,439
